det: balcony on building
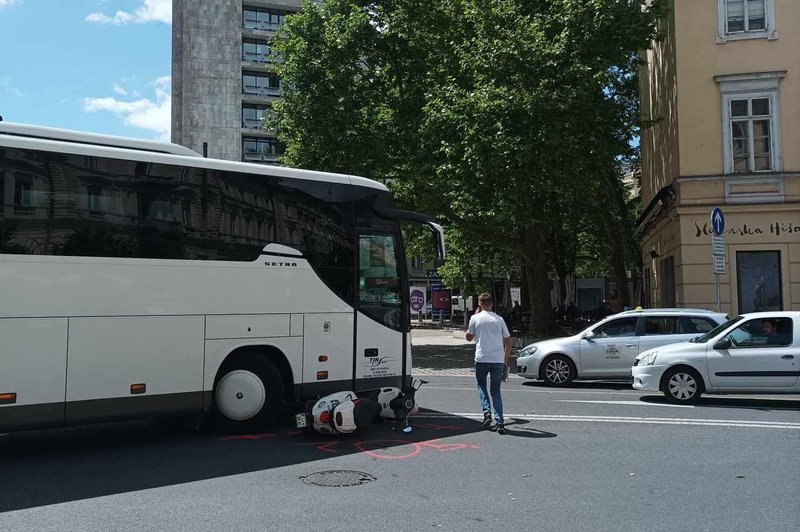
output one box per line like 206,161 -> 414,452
242,6 -> 287,34
242,71 -> 282,98
242,39 -> 281,67
242,136 -> 284,165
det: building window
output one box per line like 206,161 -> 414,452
243,6 -> 287,32
14,179 -> 33,207
242,137 -> 284,164
717,0 -> 777,43
737,251 -> 782,313
87,185 -> 103,212
242,71 -> 281,97
716,71 -> 785,175
730,97 -> 772,172
242,104 -> 271,129
659,256 -> 675,307
182,200 -> 192,227
242,39 -> 278,64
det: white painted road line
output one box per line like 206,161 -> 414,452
556,399 -> 800,410
422,382 -> 800,402
415,413 -> 800,430
423,385 -> 643,395
557,400 -> 693,408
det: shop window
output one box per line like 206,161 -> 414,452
736,251 -> 782,313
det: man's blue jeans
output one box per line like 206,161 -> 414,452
475,362 -> 504,424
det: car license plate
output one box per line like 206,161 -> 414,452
295,413 -> 308,428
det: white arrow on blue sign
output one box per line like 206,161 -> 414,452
711,207 -> 725,236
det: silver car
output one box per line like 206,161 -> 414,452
516,308 -> 728,385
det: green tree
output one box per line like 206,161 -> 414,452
273,0 -> 665,334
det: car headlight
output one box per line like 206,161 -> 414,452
640,352 -> 658,366
519,345 -> 538,357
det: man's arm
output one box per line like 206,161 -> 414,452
466,315 -> 476,342
502,319 -> 512,365
503,336 -> 512,366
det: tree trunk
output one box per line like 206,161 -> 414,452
609,235 -> 630,308
519,259 -> 530,311
597,171 -> 633,308
556,268 -> 567,309
521,225 -> 553,337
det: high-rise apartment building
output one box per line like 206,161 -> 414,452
172,0 -> 302,163
638,0 -> 799,313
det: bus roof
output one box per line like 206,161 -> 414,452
0,122 -> 389,192
0,121 -> 202,158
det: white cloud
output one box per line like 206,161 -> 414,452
86,0 -> 171,25
0,77 -> 25,97
0,0 -> 21,10
113,84 -> 128,96
82,76 -> 171,141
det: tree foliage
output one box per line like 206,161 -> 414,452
272,0 -> 666,334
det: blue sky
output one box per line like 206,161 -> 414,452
0,0 -> 172,140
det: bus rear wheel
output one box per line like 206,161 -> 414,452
212,356 -> 284,433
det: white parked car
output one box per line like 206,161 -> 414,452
516,308 -> 727,385
633,311 -> 800,404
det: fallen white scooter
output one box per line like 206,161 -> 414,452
296,379 -> 427,436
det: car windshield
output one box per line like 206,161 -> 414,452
691,316 -> 743,343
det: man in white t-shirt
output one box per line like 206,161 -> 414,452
466,293 -> 512,434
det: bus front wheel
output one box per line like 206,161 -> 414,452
212,356 -> 284,432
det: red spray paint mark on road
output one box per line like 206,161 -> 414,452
355,439 -> 480,460
296,440 -> 340,453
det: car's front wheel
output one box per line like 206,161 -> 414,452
661,366 -> 703,404
541,355 -> 576,386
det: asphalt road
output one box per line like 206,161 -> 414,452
1,343 -> 799,531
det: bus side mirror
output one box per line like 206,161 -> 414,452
714,337 -> 732,350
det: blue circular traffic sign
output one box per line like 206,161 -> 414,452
710,208 -> 725,236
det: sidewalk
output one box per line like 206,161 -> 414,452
411,329 -> 475,376
411,328 -> 542,376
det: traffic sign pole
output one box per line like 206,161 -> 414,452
710,208 -> 726,312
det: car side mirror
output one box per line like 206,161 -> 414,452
583,330 -> 595,341
714,337 -> 732,350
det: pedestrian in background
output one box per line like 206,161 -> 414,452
466,293 -> 512,434
607,290 -> 623,314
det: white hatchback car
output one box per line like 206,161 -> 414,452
515,308 -> 728,385
633,311 -> 800,404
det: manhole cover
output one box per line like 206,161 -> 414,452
301,470 -> 375,487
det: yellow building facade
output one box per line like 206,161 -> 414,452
638,0 -> 799,314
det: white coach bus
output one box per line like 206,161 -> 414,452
0,122 -> 444,432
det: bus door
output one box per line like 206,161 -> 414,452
354,233 -> 406,392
